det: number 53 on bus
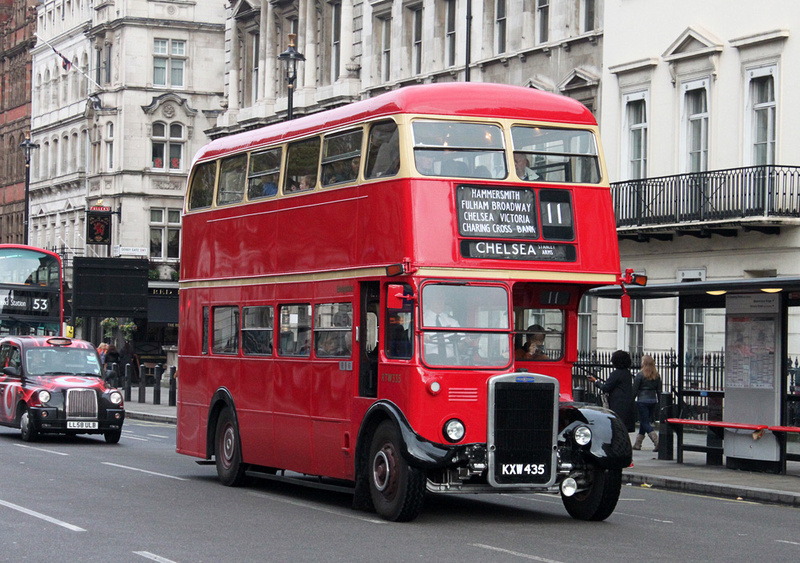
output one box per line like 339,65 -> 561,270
177,83 -> 635,522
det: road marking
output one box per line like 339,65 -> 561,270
102,462 -> 187,481
471,543 -> 565,563
133,551 -> 178,563
147,434 -> 169,439
0,499 -> 85,532
14,444 -> 69,456
121,435 -> 149,442
777,540 -> 800,547
248,491 -> 387,524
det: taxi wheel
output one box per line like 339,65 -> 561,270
104,429 -> 122,444
215,407 -> 248,487
20,409 -> 39,443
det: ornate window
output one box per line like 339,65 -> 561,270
151,122 -> 184,171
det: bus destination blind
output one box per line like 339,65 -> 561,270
456,185 -> 576,262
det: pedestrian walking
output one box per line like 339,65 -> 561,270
632,354 -> 662,451
588,350 -> 636,433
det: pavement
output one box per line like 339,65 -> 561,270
125,387 -> 800,508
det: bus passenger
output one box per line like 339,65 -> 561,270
514,152 -> 537,181
515,324 -> 547,360
299,174 -> 316,191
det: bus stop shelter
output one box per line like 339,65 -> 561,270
589,276 -> 800,472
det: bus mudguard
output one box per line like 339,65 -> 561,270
358,400 -> 466,470
205,387 -> 237,460
558,403 -> 632,469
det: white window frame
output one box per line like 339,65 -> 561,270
537,0 -> 549,44
153,38 -> 186,88
626,299 -> 644,358
150,207 -> 182,261
496,0 -> 506,55
412,6 -> 423,76
445,0 -> 457,67
745,64 -> 778,166
105,122 -> 113,171
151,121 -> 185,173
332,2 -> 342,81
622,90 -> 649,181
581,0 -> 596,33
680,78 -> 710,173
379,16 -> 392,83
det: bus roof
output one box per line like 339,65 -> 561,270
194,83 -> 596,164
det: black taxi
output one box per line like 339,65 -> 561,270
0,336 -> 125,443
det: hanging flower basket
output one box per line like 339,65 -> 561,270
100,317 -> 118,338
120,321 -> 138,340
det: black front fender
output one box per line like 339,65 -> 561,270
559,403 -> 632,469
357,401 -> 465,470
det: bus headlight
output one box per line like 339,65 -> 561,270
573,425 -> 592,446
110,391 -> 123,405
38,390 -> 51,404
443,419 -> 465,443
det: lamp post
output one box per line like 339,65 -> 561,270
19,131 -> 39,246
278,33 -> 305,121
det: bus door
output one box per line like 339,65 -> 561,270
358,282 -> 379,397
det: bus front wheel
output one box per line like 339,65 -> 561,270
367,421 -> 426,522
215,407 -> 247,486
561,467 -> 622,521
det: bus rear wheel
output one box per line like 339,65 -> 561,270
215,407 -> 247,487
367,421 -> 425,522
561,467 -> 622,521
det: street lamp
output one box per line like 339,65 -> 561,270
278,33 -> 305,121
19,131 -> 39,246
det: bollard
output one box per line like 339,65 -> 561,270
658,392 -> 673,460
124,363 -> 132,402
153,364 -> 163,405
168,366 -> 177,407
138,363 -> 146,403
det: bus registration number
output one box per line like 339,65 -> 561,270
67,421 -> 98,430
501,463 -> 546,476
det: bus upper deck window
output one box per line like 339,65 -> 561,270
188,160 -> 216,210
322,129 -> 363,187
248,148 -> 282,200
217,154 -> 247,206
412,120 -> 506,179
285,137 -> 321,193
365,120 -> 399,179
510,126 -> 600,184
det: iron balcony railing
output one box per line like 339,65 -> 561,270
611,165 -> 800,228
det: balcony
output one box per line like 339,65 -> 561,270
611,165 -> 800,241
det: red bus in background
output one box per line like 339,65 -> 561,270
0,245 -> 63,336
177,83 -> 631,522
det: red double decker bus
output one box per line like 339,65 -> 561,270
0,245 -> 63,336
177,83 -> 631,521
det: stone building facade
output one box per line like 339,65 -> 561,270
0,0 -> 37,243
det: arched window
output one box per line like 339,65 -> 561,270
151,121 -> 185,171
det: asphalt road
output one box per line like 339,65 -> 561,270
1,421 -> 798,563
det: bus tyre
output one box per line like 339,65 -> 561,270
215,407 -> 248,487
561,467 -> 622,521
104,429 -> 122,444
367,421 -> 426,522
20,408 -> 38,442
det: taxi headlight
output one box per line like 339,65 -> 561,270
38,390 -> 51,404
443,419 -> 465,443
574,425 -> 592,446
109,391 -> 123,405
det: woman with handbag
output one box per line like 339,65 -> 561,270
632,354 -> 662,451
